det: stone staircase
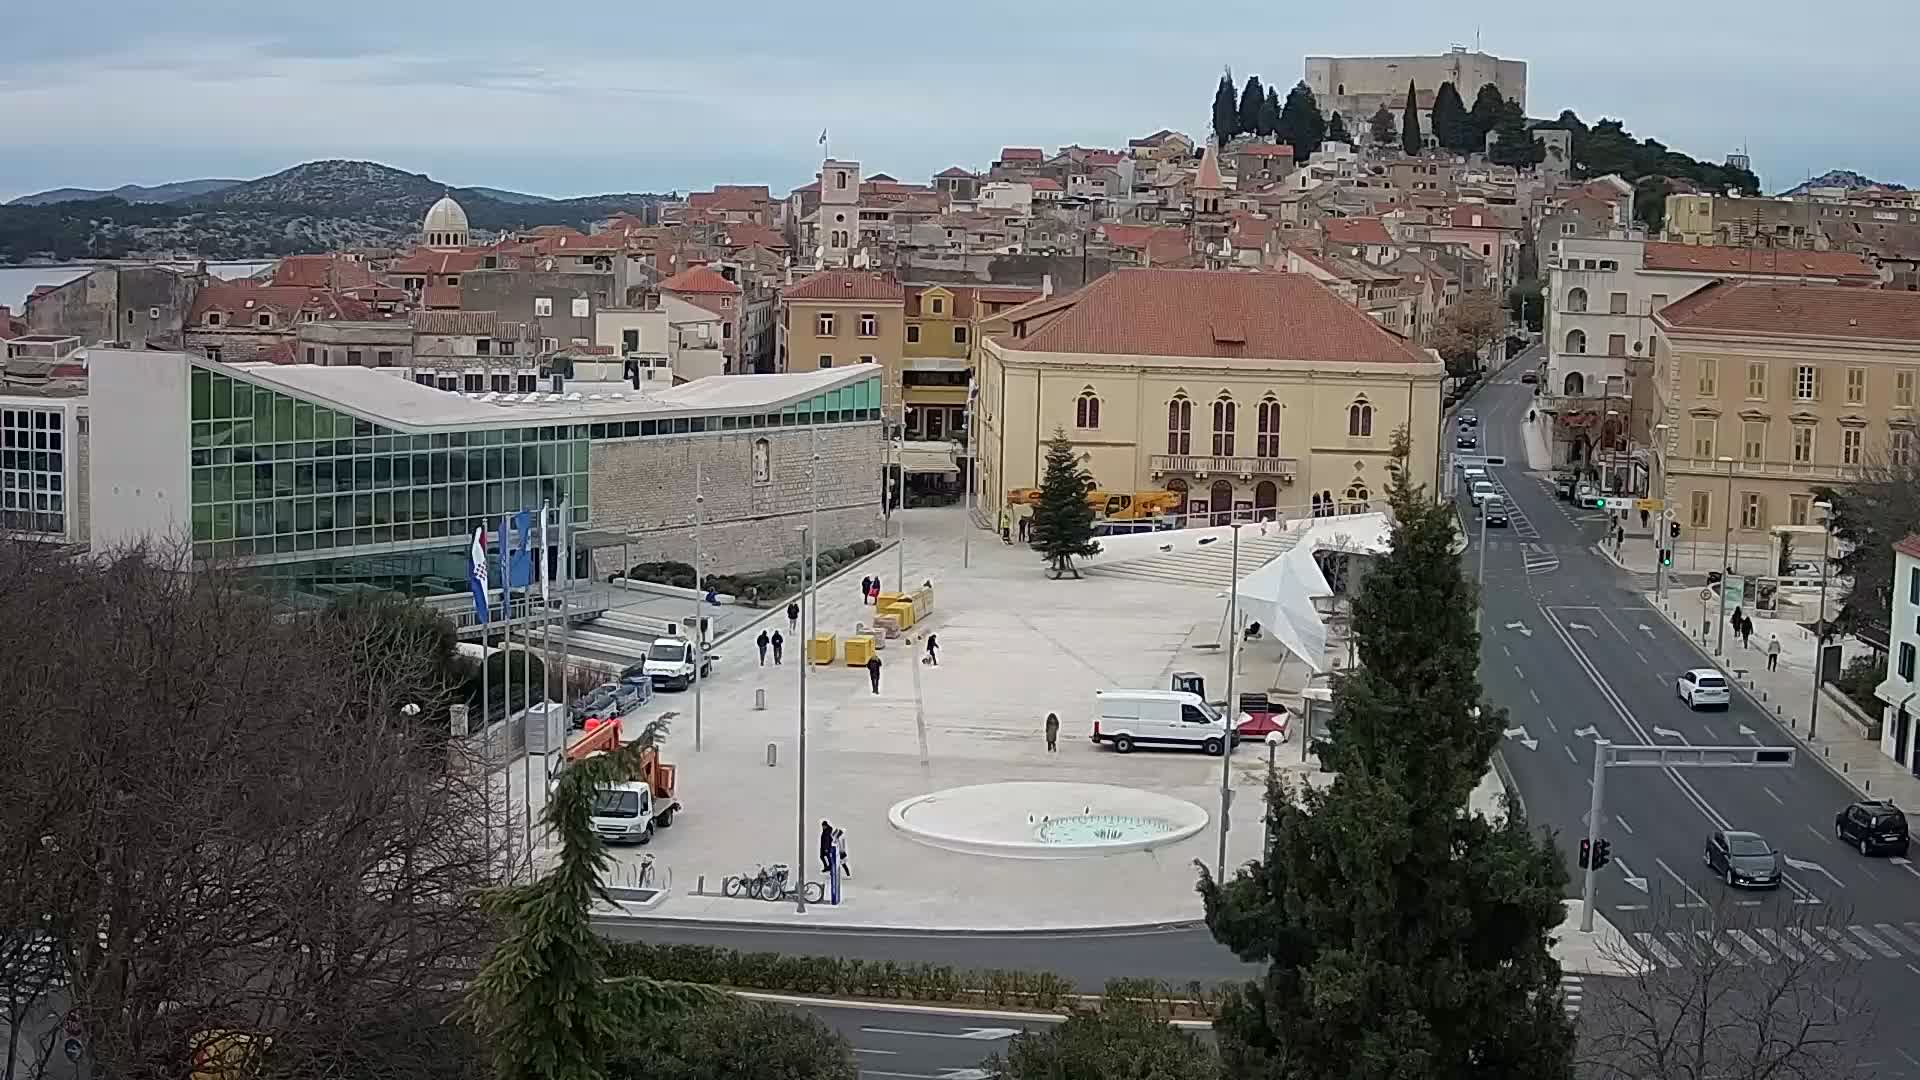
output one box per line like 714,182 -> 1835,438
1085,531 -> 1301,590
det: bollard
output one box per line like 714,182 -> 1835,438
755,687 -> 767,711
697,874 -> 705,895
1866,779 -> 1872,792
766,741 -> 778,767
1841,761 -> 1848,772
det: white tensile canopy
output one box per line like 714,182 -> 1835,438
1232,513 -> 1393,674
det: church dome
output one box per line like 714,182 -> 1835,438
422,195 -> 470,247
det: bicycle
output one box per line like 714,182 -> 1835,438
636,854 -> 656,890
723,862 -> 790,901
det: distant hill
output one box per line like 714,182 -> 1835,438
1777,169 -> 1909,197
0,159 -> 667,264
8,179 -> 242,206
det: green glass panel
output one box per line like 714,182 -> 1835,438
212,504 -> 234,541
191,468 -> 212,505
191,422 -> 212,450
293,401 -> 314,440
295,499 -> 315,532
335,412 -> 354,438
191,368 -> 211,421
211,374 -> 232,420
294,463 -> 313,495
250,387 -> 273,441
233,464 -> 253,500
315,498 -> 334,530
312,408 -> 333,440
211,466 -> 234,502
191,504 -> 212,542
234,503 -> 254,539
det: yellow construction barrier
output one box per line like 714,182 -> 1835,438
844,635 -> 875,666
879,601 -> 916,629
810,633 -> 838,665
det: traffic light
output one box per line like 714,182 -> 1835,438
1586,495 -> 1608,509
1578,838 -> 1591,869
1669,520 -> 1681,540
1594,839 -> 1612,870
1660,547 -> 1673,567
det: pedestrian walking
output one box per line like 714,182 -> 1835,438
756,630 -> 770,666
1018,515 -> 1031,543
1742,618 -> 1754,650
1044,712 -> 1059,752
1639,508 -> 1650,529
770,630 -> 784,665
924,633 -> 939,666
1767,634 -> 1782,671
860,576 -> 873,605
787,600 -> 800,635
819,820 -> 835,874
1614,523 -> 1625,550
833,827 -> 851,878
866,653 -> 882,694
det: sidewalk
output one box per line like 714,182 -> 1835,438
1644,592 -> 1920,816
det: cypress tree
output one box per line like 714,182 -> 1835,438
1259,86 -> 1282,138
1400,81 -> 1423,156
1488,100 -> 1545,168
1276,81 -> 1327,162
1238,74 -> 1266,141
1431,81 -> 1470,153
1468,82 -> 1508,150
1212,70 -> 1240,147
1029,428 -> 1101,579
1198,433 -> 1576,1080
1368,103 -> 1398,146
1326,111 -> 1350,145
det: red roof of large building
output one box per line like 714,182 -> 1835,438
1641,242 -> 1877,281
269,254 -> 377,290
1655,279 -> 1920,341
1324,217 -> 1393,247
658,265 -> 742,295
1235,143 -> 1297,158
188,281 -> 377,326
783,270 -> 905,303
999,147 -> 1045,162
1894,534 -> 1920,561
1000,269 -> 1431,363
1100,224 -> 1193,265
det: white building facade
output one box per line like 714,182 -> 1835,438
1876,537 -> 1920,775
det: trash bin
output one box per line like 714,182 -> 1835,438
844,635 -> 874,666
809,632 -> 838,665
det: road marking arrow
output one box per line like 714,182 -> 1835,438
1573,725 -> 1598,738
1567,621 -> 1596,636
1652,726 -> 1687,740
1737,723 -> 1758,741
1782,856 -> 1846,891
1502,726 -> 1538,751
1505,621 -> 1534,638
1638,623 -> 1657,638
1615,859 -> 1649,892
861,1028 -> 1022,1042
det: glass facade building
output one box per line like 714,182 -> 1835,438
0,405 -> 68,537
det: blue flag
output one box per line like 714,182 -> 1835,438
498,511 -> 535,590
468,526 -> 490,623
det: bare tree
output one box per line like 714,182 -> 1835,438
0,541 -> 494,1080
1579,897 -> 1876,1080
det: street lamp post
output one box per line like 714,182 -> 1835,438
690,465 -> 706,752
1810,500 -> 1833,738
894,436 -> 906,592
1715,455 -> 1735,656
1651,423 -> 1671,598
1215,522 -> 1242,882
1474,499 -> 1489,634
795,428 -> 821,913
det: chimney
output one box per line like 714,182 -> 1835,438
1040,273 -> 1053,299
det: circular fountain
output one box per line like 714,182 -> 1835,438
888,782 -> 1208,859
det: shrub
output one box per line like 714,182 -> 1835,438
1834,653 -> 1887,714
607,941 -> 1077,1011
628,540 -> 883,607
612,999 -> 856,1080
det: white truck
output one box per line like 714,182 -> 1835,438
640,636 -> 714,691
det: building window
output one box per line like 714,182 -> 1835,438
859,312 -> 877,337
1795,364 -> 1819,401
816,312 -> 835,337
1212,395 -> 1237,455
1651,293 -> 1669,312
931,297 -> 944,315
859,355 -> 875,365
1167,394 -> 1192,455
954,326 -> 969,345
1347,398 -> 1373,438
464,374 -> 485,392
1564,288 -> 1588,313
1911,566 -> 1919,605
534,297 -> 553,317
1843,428 -> 1863,465
1742,421 -> 1766,461
1896,429 -> 1915,465
1846,367 -> 1866,405
1697,358 -> 1717,397
256,312 -> 272,328
204,346 -> 223,363
305,348 -> 316,363
1607,334 -> 1627,357
752,438 -> 772,486
1741,492 -> 1765,530
1565,329 -> 1586,354
1789,494 -> 1811,526
205,312 -> 222,326
818,355 -> 833,369
906,325 -> 921,344
1256,396 -> 1281,457
1691,419 -> 1715,458
571,297 -> 590,318
1075,389 -> 1101,430
1690,490 -> 1711,528
1746,362 -> 1768,400
478,338 -> 493,356
1902,642 -> 1918,682
346,350 -> 363,367
1608,292 -> 1628,315
1792,425 -> 1814,463
1900,370 -> 1916,407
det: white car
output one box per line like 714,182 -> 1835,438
1676,668 -> 1731,710
1470,480 -> 1497,506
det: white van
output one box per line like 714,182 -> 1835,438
1091,689 -> 1235,756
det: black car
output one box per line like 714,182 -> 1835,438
1555,473 -> 1578,502
1704,829 -> 1780,889
1482,499 -> 1509,528
1835,799 -> 1910,856
1456,433 -> 1478,449
1458,412 -> 1478,428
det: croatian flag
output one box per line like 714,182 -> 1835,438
468,526 -> 490,624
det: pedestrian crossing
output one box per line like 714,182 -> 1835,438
1561,974 -> 1584,1018
1620,921 -> 1920,969
1523,542 -> 1560,575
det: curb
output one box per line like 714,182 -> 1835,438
592,911 -> 1209,937
730,990 -> 1213,1029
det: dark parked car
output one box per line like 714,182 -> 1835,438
1835,799 -> 1910,856
1555,473 -> 1578,502
1458,411 -> 1478,427
1482,498 -> 1509,528
1520,369 -> 1539,384
1456,433 -> 1478,450
1703,829 -> 1780,889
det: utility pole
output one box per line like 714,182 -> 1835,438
1810,501 -> 1833,738
1715,456 -> 1735,655
691,464 -> 706,752
1215,522 -> 1242,881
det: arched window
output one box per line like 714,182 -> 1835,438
1566,287 -> 1588,313
1344,480 -> 1371,507
1347,398 -> 1374,437
1166,394 -> 1192,455
1211,394 -> 1237,455
1563,371 -> 1585,396
1311,490 -> 1334,518
1256,396 -> 1281,457
1566,328 -> 1587,354
1075,388 -> 1101,430
1254,480 -> 1278,517
1209,480 -> 1234,526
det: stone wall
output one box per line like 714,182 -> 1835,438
587,422 -> 884,577
26,267 -> 201,349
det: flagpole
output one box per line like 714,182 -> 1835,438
519,511 -> 534,879
474,526 -> 494,880
497,515 -> 514,882
539,500 -> 556,851
692,463 -> 705,753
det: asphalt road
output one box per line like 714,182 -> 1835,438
1465,357 -> 1920,1078
799,1001 -> 1049,1080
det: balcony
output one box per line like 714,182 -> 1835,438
1662,455 -> 1862,483
1150,454 -> 1298,481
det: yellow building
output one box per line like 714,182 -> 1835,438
1662,193 -> 1716,245
901,284 -> 1042,441
777,270 -> 907,416
1651,280 -> 1920,564
977,268 -> 1445,523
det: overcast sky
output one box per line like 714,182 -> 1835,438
4,1 -> 1915,202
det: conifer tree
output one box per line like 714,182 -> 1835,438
1326,111 -> 1350,145
1275,81 -> 1327,163
1212,70 -> 1240,147
1431,81 -> 1470,153
1259,86 -> 1282,138
1238,75 -> 1266,140
1468,82 -> 1509,150
1029,428 -> 1101,579
1401,81 -> 1423,156
1368,103 -> 1398,146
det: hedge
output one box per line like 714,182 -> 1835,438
623,539 -> 883,607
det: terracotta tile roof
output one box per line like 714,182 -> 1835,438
905,284 -> 1046,318
422,284 -> 462,309
1030,177 -> 1062,192
1641,242 -> 1878,281
386,248 -> 488,275
658,265 -> 742,295
999,147 -> 1044,162
1235,143 -> 1297,158
1099,223 -> 1193,265
260,341 -> 298,365
720,223 -> 788,251
1195,143 -> 1224,190
1324,217 -> 1393,246
688,187 -> 769,212
1655,280 -> 1920,342
783,270 -> 905,303
1002,269 -> 1430,363
1894,534 -> 1920,561
1446,205 -> 1509,229
269,254 -> 377,290
188,281 -> 376,325
412,310 -> 501,336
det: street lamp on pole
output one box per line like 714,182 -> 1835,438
1715,455 -> 1735,656
894,435 -> 906,592
1652,423 -> 1671,598
795,429 -> 821,913
1810,500 -> 1833,738
1215,522 -> 1242,882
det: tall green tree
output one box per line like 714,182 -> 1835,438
1197,434 -> 1576,1080
1326,111 -> 1350,144
1275,80 -> 1327,162
1468,83 -> 1508,149
464,723 -> 720,1080
1815,454 -> 1920,634
1212,70 -> 1240,148
1238,74 -> 1267,139
1259,86 -> 1282,139
614,1001 -> 855,1080
1367,104 -> 1397,146
1488,101 -> 1545,168
1029,427 -> 1101,579
1430,81 -> 1470,153
1400,81 -> 1423,156
990,997 -> 1219,1079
